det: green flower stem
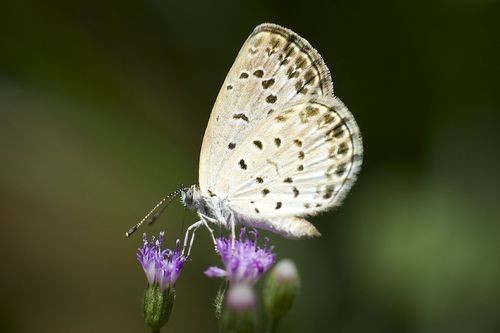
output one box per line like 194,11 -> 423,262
143,284 -> 175,332
268,317 -> 281,333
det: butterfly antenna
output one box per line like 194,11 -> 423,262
125,186 -> 184,238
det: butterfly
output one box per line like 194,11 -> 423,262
126,23 -> 363,255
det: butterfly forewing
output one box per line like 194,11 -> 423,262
218,97 -> 362,219
199,23 -> 334,192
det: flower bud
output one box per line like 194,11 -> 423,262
143,284 -> 175,332
263,259 -> 300,323
222,283 -> 257,333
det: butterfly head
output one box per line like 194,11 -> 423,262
180,184 -> 202,211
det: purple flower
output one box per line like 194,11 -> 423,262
205,228 -> 276,284
137,232 -> 187,290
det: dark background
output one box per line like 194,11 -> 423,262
1,1 -> 499,332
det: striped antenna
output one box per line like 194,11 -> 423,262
125,185 -> 185,238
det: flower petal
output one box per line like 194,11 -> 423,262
204,266 -> 228,278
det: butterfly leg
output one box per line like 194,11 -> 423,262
198,212 -> 218,252
182,220 -> 203,257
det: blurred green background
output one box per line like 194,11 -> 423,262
1,1 -> 499,332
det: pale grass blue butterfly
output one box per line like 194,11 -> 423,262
126,23 -> 363,255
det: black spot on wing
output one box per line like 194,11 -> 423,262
233,113 -> 249,122
323,185 -> 334,199
335,163 -> 347,177
262,78 -> 275,89
253,69 -> 264,78
337,142 -> 349,155
239,159 -> 247,170
266,94 -> 277,104
253,140 -> 263,150
331,122 -> 346,138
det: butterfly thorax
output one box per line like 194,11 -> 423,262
181,185 -> 232,228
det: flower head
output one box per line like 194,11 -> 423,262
205,228 -> 276,284
137,232 -> 187,291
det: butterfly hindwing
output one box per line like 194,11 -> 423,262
216,97 -> 362,219
199,23 -> 334,192
233,215 -> 321,240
